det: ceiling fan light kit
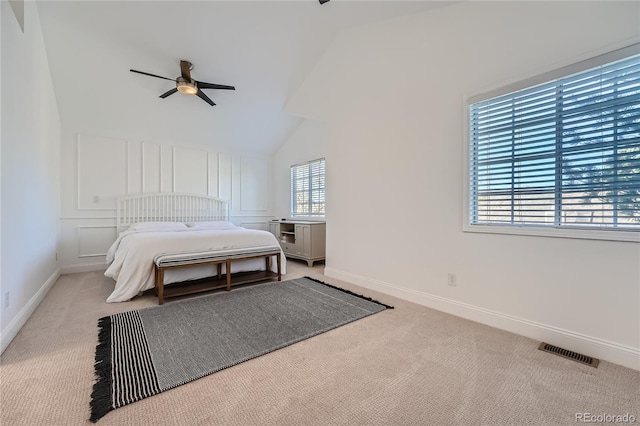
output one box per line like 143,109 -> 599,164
176,77 -> 197,95
130,60 -> 235,107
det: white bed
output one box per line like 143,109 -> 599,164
104,193 -> 286,303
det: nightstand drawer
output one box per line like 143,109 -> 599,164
280,242 -> 294,253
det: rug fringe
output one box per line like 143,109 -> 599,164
303,276 -> 394,309
90,316 -> 113,423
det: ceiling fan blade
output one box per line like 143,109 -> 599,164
130,69 -> 174,81
196,81 -> 236,91
159,88 -> 178,98
196,89 -> 216,106
180,60 -> 192,80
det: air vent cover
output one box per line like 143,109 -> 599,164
538,342 -> 599,368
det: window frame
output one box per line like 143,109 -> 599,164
463,43 -> 640,243
290,158 -> 325,219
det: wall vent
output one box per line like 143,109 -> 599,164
538,342 -> 599,368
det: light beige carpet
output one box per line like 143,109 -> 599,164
1,261 -> 638,425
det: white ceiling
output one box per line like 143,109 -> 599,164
37,1 -> 453,154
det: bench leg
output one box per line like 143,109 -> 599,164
226,260 -> 232,291
217,263 -> 222,279
277,253 -> 281,281
157,268 -> 165,305
154,266 -> 158,296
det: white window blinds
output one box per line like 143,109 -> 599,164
469,50 -> 640,231
291,158 -> 325,218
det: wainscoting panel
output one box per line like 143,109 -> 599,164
60,218 -> 115,273
160,144 -> 173,192
240,157 -> 269,212
208,152 -> 219,198
77,134 -> 128,210
174,146 -> 208,195
142,142 -> 161,193
238,221 -> 269,231
78,226 -> 118,258
219,153 -> 232,203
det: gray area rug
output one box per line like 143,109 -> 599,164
90,276 -> 392,422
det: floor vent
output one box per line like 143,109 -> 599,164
538,342 -> 599,368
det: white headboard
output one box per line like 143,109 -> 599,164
117,193 -> 229,231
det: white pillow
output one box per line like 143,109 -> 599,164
130,222 -> 188,232
187,221 -> 236,230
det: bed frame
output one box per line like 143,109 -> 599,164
117,192 -> 229,231
116,192 -> 281,304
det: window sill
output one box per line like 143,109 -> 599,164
463,223 -> 640,243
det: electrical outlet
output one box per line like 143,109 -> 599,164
3,291 -> 9,309
447,273 -> 457,287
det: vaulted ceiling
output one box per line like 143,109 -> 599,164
37,1 -> 452,154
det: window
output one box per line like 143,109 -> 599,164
291,158 -> 325,218
467,45 -> 640,241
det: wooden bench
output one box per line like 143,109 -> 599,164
153,247 -> 282,305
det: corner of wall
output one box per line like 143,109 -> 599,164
0,269 -> 59,355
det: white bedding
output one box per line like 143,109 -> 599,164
104,226 -> 286,303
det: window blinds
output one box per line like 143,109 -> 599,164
469,53 -> 640,230
291,158 -> 325,217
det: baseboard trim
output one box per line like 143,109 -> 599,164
0,268 -> 60,355
324,267 -> 640,371
59,262 -> 106,275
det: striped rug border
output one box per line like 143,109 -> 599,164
90,311 -> 160,422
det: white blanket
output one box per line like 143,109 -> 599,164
105,227 -> 286,303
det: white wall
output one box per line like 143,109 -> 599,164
1,1 -> 3,350
1,0 -> 61,353
287,1 -> 640,369
272,119 -> 327,220
58,126 -> 274,273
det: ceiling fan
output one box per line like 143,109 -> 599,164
130,60 -> 235,106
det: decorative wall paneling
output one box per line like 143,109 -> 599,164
238,221 -> 269,231
77,225 -> 118,258
218,153 -> 232,203
61,133 -> 274,273
128,140 -> 142,194
173,146 -> 209,194
208,153 -> 219,198
160,144 -> 173,193
240,156 -> 269,212
142,142 -> 161,193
